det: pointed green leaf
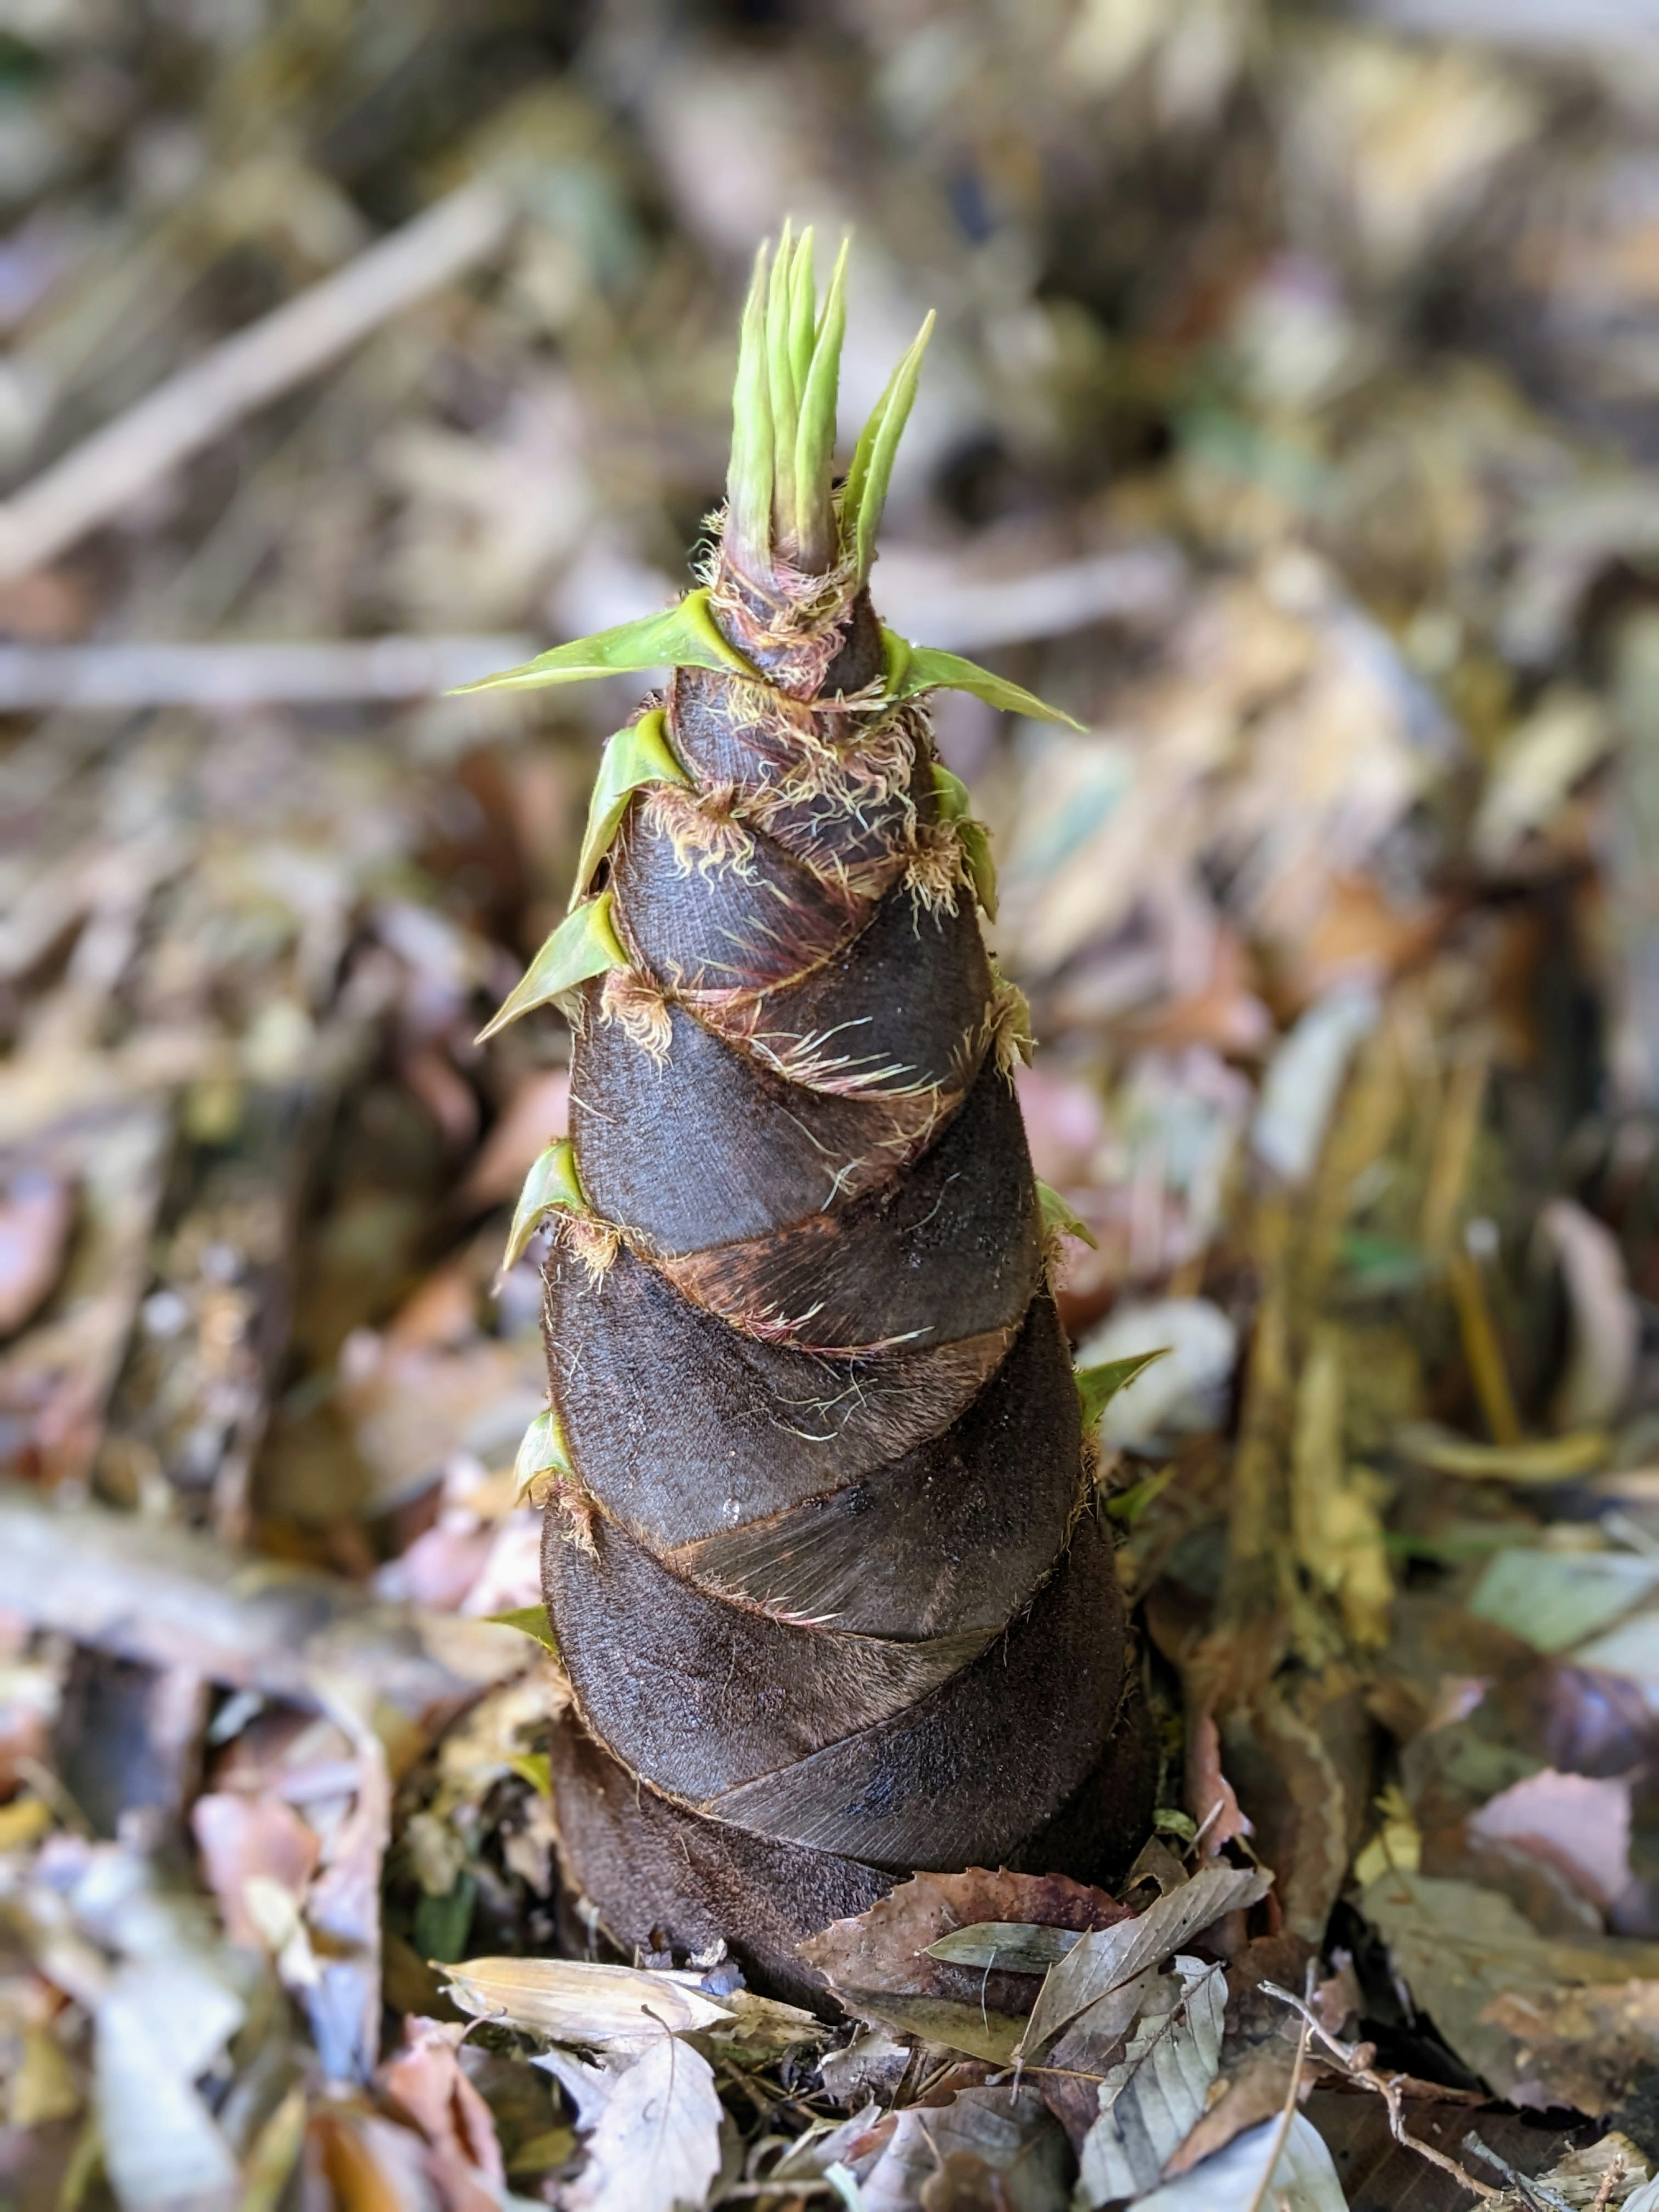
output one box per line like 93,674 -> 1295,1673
452,590 -> 753,698
477,893 -> 626,1043
884,632 -> 1084,730
571,710 -> 691,907
841,312 -> 934,580
957,817 -> 998,919
515,1403 -> 572,1496
766,224 -> 800,542
787,227 -> 817,402
930,761 -> 971,820
502,1138 -> 588,1271
792,237 -> 846,570
1037,1181 -> 1098,1250
1076,1348 -> 1171,1432
931,762 -> 998,917
728,242 -> 775,575
1105,1463 -> 1177,1526
486,1605 -> 559,1655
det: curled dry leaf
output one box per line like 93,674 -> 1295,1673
378,2014 -> 505,2212
445,1954 -> 735,2045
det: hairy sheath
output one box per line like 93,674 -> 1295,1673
474,231 -> 1155,1999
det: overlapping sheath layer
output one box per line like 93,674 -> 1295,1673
541,562 -> 1149,1995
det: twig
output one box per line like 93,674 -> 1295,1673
878,544 -> 1185,652
0,180 -> 514,581
1463,2133 -> 1574,2212
1243,2015 -> 1309,2212
0,635 -> 537,710
1260,1982 -> 1499,2200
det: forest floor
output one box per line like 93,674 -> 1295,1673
5,1 -> 1659,2206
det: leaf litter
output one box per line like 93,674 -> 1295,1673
6,0 -> 1659,2206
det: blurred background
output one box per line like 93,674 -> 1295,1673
6,0 -> 1659,2202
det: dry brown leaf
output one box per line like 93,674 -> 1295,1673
190,1791 -> 321,1950
800,1867 -> 1131,2064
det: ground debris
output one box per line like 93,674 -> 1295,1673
3,0 -> 1659,2203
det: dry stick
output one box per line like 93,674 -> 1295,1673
0,635 -> 537,710
1242,2015 -> 1309,2212
0,178 -> 514,581
1259,1982 -> 1500,2202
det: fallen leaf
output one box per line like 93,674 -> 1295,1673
1468,1768 -> 1633,1914
445,1955 -> 734,2045
1128,2110 -> 1349,2210
801,1867 -> 1131,2065
459,1068 -> 571,1210
1074,1957 -> 1228,2205
190,1790 -> 321,1949
379,2015 -> 505,2212
1360,1866 -> 1659,2110
1020,1866 -> 1271,2057
0,1168 -> 73,1337
1252,983 -> 1380,1185
547,2033 -> 722,2212
1469,1549 -> 1659,1655
94,1955 -> 245,2212
858,2085 -> 1070,2212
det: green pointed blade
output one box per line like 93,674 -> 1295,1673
788,227 -> 817,400
727,242 -> 776,576
1036,1182 -> 1097,1250
514,1403 -> 572,1496
930,761 -> 972,820
841,311 -> 934,580
793,237 -> 847,570
931,760 -> 998,917
1075,1348 -> 1170,1432
766,225 -> 800,542
570,710 -> 691,909
883,632 -> 1084,730
956,817 -> 998,919
485,1605 -> 559,1654
477,893 -> 627,1043
502,1138 -> 588,1272
451,590 -> 753,697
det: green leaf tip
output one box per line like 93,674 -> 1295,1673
931,762 -> 999,918
885,631 -> 1084,730
514,1403 -> 572,1498
1075,1348 -> 1171,1432
571,710 -> 690,909
485,1604 -> 559,1654
451,589 -> 755,699
502,1138 -> 588,1271
1036,1182 -> 1097,1249
477,893 -> 626,1043
842,310 -> 934,582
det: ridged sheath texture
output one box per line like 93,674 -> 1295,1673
537,546 -> 1156,2000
